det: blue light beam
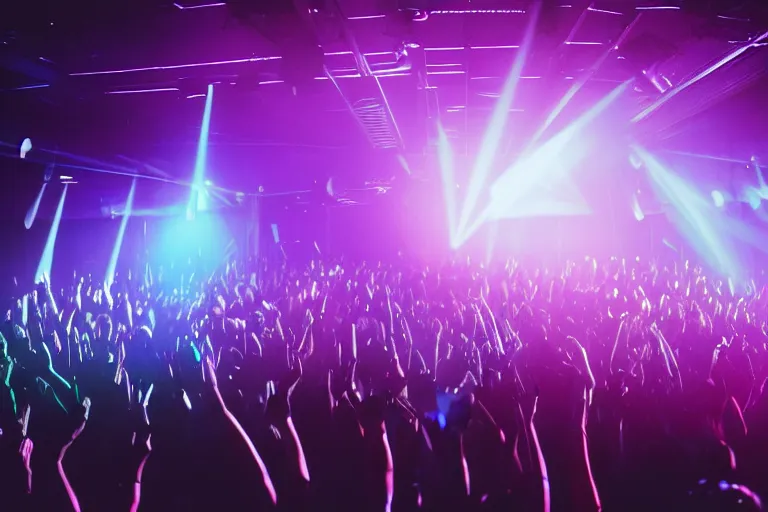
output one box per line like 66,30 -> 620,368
187,83 -> 214,220
35,185 -> 68,283
25,183 -> 47,229
105,179 -> 137,287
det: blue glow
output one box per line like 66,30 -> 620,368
633,146 -> 742,281
745,187 -> 761,210
196,185 -> 210,213
187,84 -> 214,221
153,212 -> 232,270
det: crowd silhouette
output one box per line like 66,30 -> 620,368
1,254 -> 766,511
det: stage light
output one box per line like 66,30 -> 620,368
712,190 -> 725,208
60,175 -> 73,180
20,138 -> 32,159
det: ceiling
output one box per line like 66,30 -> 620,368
0,0 -> 766,218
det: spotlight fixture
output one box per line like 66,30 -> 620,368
43,164 -> 54,183
20,138 -> 32,159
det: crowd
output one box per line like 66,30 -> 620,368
1,254 -> 767,511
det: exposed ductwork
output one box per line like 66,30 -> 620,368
353,98 -> 400,149
322,0 -> 407,151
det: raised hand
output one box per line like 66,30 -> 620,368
200,355 -> 277,509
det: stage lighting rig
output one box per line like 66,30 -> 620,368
618,33 -> 677,95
